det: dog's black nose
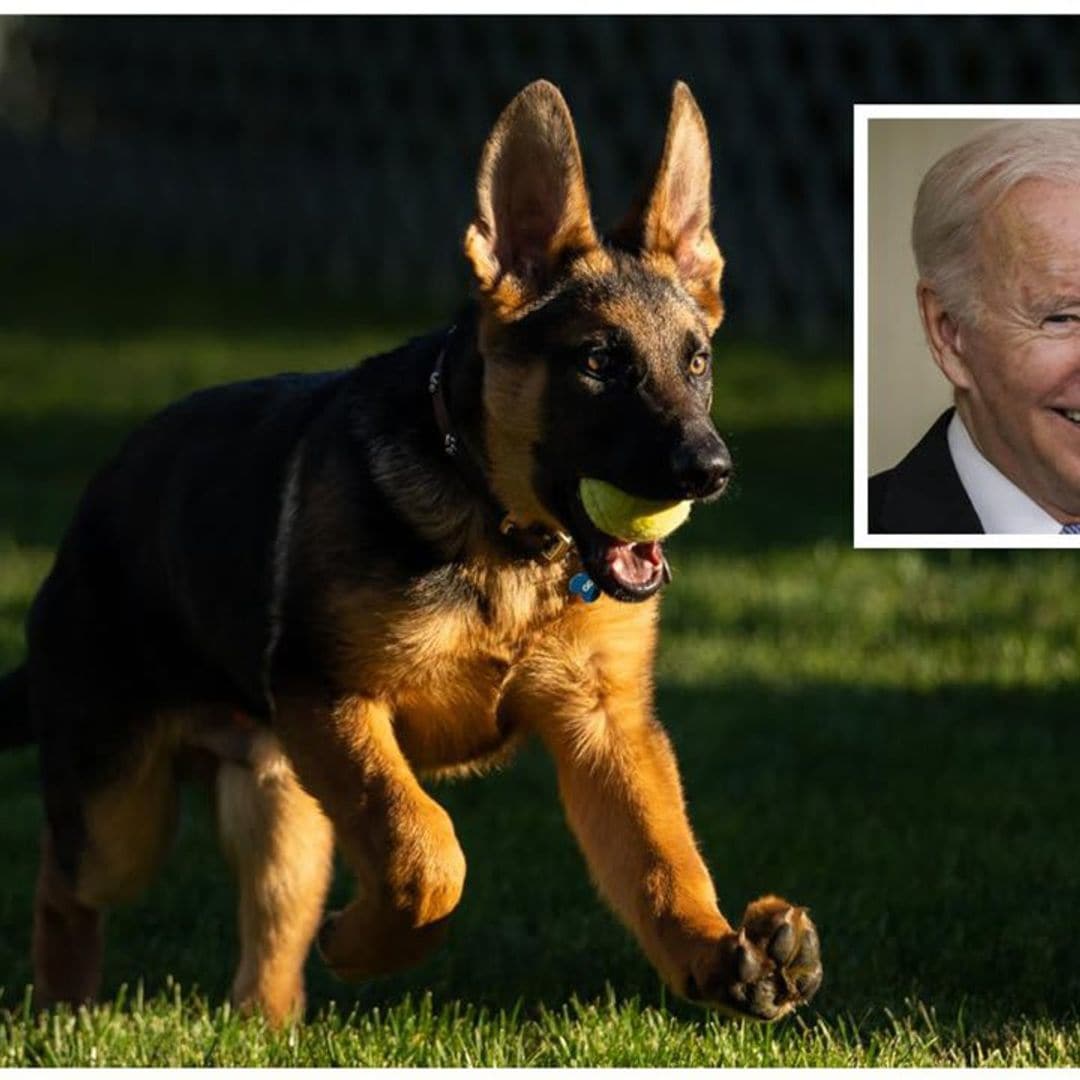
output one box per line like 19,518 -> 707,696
671,434 -> 731,498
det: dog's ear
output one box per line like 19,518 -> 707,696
614,82 -> 724,332
464,80 -> 598,315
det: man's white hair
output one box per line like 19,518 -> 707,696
911,120 -> 1080,323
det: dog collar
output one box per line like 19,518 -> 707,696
429,327 -> 573,564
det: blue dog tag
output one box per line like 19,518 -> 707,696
569,572 -> 600,603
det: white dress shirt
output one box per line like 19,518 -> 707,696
946,412 -> 1063,534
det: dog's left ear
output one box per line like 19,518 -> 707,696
464,80 -> 598,316
614,82 -> 724,332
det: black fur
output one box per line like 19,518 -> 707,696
17,329 -> 469,876
0,665 -> 31,748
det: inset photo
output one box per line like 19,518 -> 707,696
855,106 -> 1080,547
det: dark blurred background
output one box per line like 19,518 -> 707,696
3,14 -> 1080,342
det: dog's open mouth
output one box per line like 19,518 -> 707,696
567,493 -> 669,602
588,534 -> 667,601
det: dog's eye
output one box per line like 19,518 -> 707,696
581,347 -> 614,379
688,350 -> 712,378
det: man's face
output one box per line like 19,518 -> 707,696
952,178 -> 1080,520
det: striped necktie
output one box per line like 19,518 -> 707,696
1062,523 -> 1080,534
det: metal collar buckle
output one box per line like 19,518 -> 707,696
539,532 -> 573,563
499,514 -> 572,563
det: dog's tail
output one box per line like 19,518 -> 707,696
0,665 -> 34,749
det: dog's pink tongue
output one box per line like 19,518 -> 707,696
605,540 -> 663,588
635,541 -> 664,566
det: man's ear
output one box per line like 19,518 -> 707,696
612,81 -> 724,332
917,282 -> 973,391
463,80 -> 598,317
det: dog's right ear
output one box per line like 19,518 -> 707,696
464,80 -> 598,317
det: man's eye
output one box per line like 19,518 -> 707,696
1045,313 -> 1080,325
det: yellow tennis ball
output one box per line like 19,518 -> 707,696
579,477 -> 692,542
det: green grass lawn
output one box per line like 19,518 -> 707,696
2,270 -> 1080,1065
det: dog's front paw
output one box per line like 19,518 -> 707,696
687,896 -> 822,1021
315,807 -> 466,982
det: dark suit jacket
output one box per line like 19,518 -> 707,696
868,409 -> 983,534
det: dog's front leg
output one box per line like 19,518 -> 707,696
520,646 -> 821,1021
273,695 -> 466,981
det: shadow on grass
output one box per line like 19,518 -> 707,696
1,675 -> 1078,1039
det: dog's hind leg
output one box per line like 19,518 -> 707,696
32,828 -> 105,1007
215,731 -> 334,1026
33,720 -> 181,1009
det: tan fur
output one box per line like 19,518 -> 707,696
74,721 -> 185,907
321,551 -> 568,776
510,598 -> 734,993
33,715 -> 202,1010
483,360 -> 558,532
271,694 -> 467,982
71,707 -> 275,908
286,510 -> 757,1000
216,731 -> 334,1024
34,710 -> 334,1023
273,465 -> 761,1000
572,247 -> 618,279
477,249 -> 622,532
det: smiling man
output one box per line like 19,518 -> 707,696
869,121 -> 1080,535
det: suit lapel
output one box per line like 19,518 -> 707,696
872,409 -> 984,534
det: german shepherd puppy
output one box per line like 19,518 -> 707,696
0,80 -> 821,1024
